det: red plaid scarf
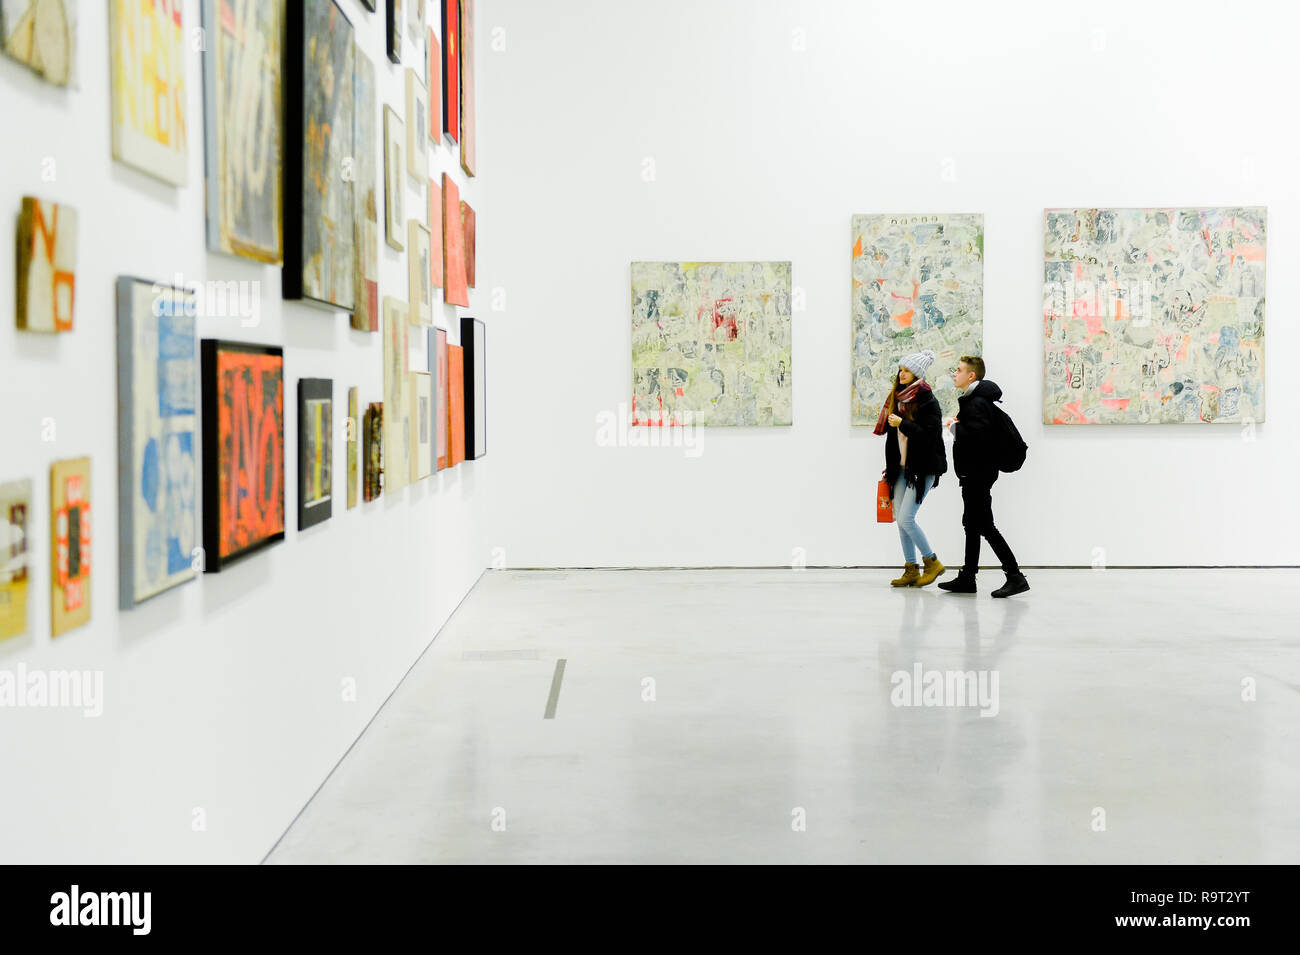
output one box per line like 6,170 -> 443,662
873,379 -> 930,435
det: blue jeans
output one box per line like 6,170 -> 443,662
893,473 -> 936,565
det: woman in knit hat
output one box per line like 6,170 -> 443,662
875,349 -> 948,587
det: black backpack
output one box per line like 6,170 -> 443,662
990,402 -> 1028,472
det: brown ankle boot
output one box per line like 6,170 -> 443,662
890,562 -> 920,587
916,555 -> 945,587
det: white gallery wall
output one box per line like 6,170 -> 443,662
480,0 -> 1299,568
0,0 -> 489,862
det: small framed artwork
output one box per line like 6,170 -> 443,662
363,402 -> 384,501
406,69 -> 429,180
461,200 -> 476,288
425,329 -> 441,477
441,0 -> 459,143
442,174 -> 468,306
384,107 -> 405,251
410,371 -> 433,481
461,316 -> 486,460
435,328 -> 449,470
386,0 -> 402,63
459,0 -> 476,176
352,48 -> 379,332
406,0 -> 425,43
117,277 -> 197,609
2,0 -> 77,86
382,298 -> 412,493
429,178 -> 444,289
110,0 -> 187,184
427,29 -> 442,146
201,340 -> 285,571
201,0 -> 283,263
448,343 -> 465,466
16,196 -> 77,333
50,457 -> 91,637
408,220 -> 433,326
1,478 -> 33,641
298,379 -> 333,530
346,387 -> 359,509
283,0 -> 355,310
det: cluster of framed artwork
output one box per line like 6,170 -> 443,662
631,206 -> 1266,428
3,0 -> 487,644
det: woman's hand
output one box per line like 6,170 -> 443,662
887,413 -> 902,427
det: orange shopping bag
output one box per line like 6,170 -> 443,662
877,478 -> 894,523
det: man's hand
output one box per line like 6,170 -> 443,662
945,416 -> 958,429
887,413 -> 902,427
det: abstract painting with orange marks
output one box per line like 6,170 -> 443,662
631,262 -> 792,426
850,214 -> 983,425
50,457 -> 91,637
448,344 -> 466,465
1043,207 -> 1266,425
201,341 -> 285,571
110,0 -> 187,184
283,0 -> 354,309
16,196 -> 76,333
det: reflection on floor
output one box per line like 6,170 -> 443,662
265,569 -> 1300,864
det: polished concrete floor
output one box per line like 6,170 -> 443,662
266,569 -> 1300,864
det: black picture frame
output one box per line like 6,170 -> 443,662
298,378 -> 334,530
200,340 -> 286,572
283,0 -> 356,310
460,317 -> 486,460
387,0 -> 403,64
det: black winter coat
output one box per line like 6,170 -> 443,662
953,379 -> 1002,481
883,387 -> 947,502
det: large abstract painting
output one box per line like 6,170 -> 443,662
442,173 -> 468,306
16,196 -> 76,333
631,261 -> 793,426
459,0 -> 475,175
352,48 -> 379,332
117,277 -> 197,608
201,341 -> 285,571
850,214 -> 983,424
382,298 -> 411,492
1043,207 -> 1267,424
0,478 -> 31,641
50,457 -> 91,637
461,317 -> 486,459
284,0 -> 354,309
1,0 -> 76,86
110,0 -> 186,184
298,378 -> 333,529
202,0 -> 283,263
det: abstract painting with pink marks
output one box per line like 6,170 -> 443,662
850,213 -> 983,425
1043,207 -> 1266,425
631,261 -> 792,427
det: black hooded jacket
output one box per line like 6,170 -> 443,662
883,386 -> 948,501
953,379 -> 1002,480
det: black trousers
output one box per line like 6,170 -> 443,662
960,474 -> 1020,576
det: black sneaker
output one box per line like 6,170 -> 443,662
938,575 -> 976,594
992,573 -> 1030,598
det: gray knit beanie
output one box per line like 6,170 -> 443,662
898,349 -> 937,380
